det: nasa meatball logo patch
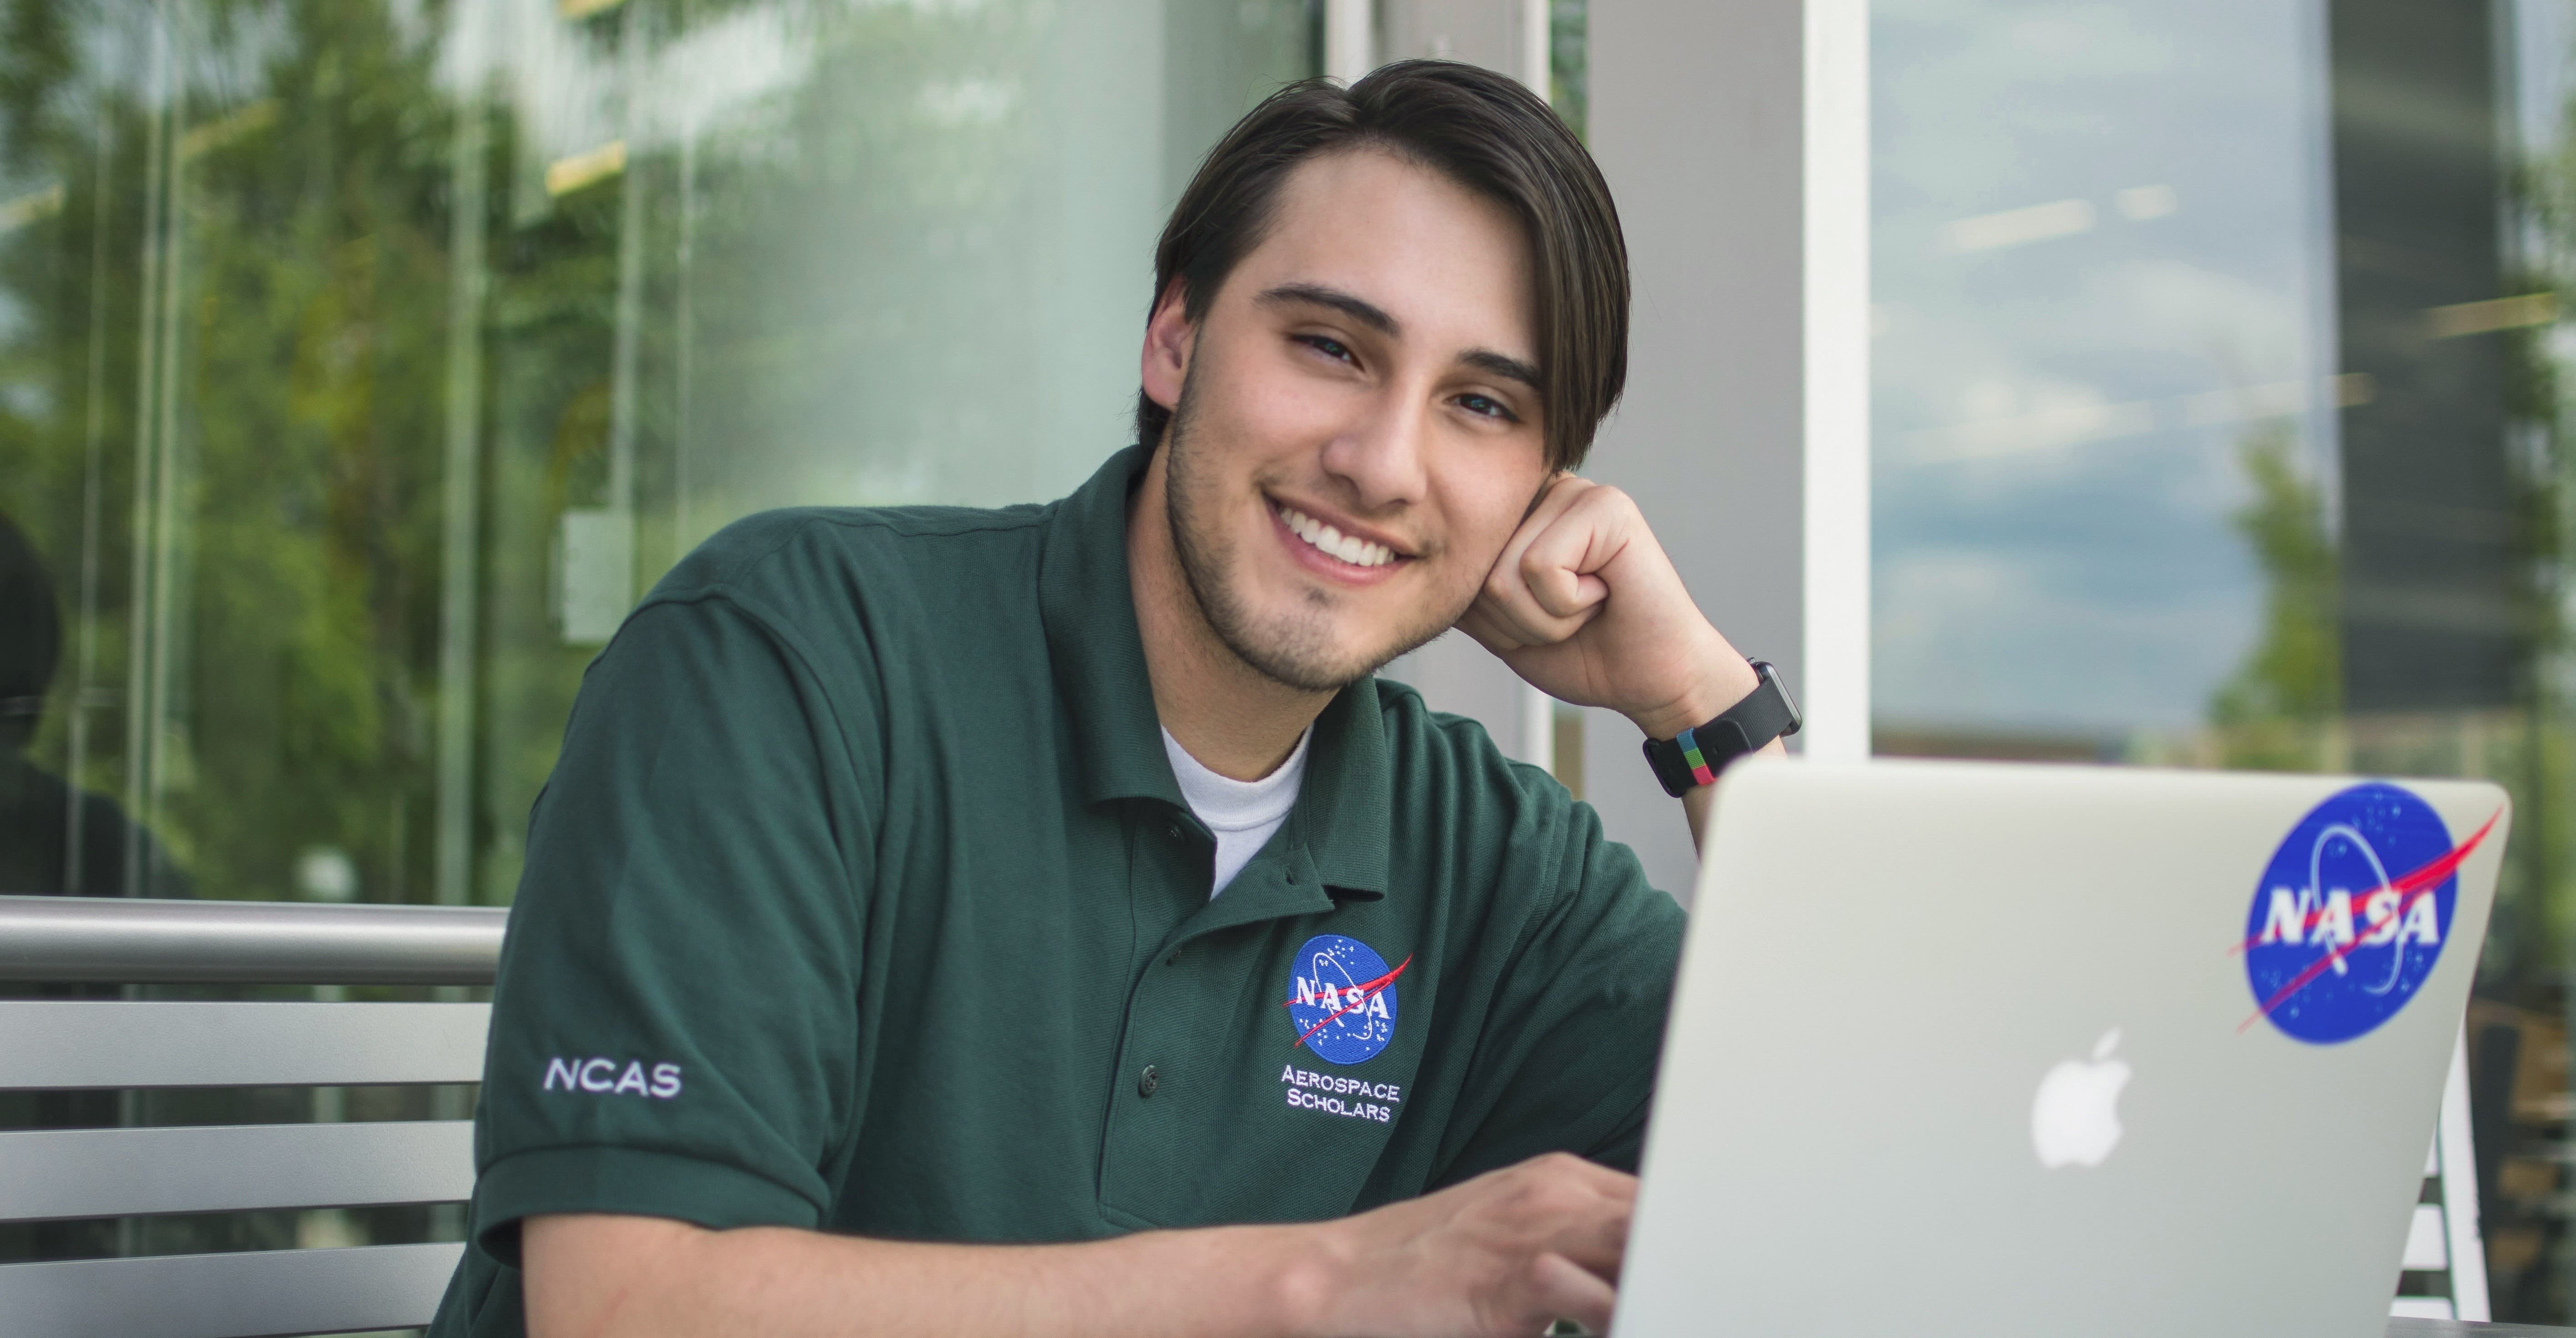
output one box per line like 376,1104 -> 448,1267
2240,783 -> 2495,1043
1285,933 -> 1410,1066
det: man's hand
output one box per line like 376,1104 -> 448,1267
1457,474 -> 1759,743
521,1152 -> 1633,1338
1304,1152 -> 1634,1337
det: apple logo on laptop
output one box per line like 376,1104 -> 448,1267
2031,1029 -> 2130,1169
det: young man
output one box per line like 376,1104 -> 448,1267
429,60 -> 1791,1338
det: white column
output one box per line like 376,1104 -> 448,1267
1802,0 -> 1872,765
1519,680 -> 1557,776
1514,0 -> 1556,773
1520,0 -> 1551,95
1327,0 -> 1375,83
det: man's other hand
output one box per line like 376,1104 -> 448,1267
1457,473 -> 1758,744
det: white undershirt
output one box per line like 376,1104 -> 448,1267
1162,727 -> 1310,898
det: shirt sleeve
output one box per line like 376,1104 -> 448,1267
467,593 -> 873,1264
1428,780 -> 1684,1184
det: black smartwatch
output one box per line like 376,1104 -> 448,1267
1641,660 -> 1802,796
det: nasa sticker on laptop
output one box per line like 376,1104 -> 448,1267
2239,782 -> 2496,1044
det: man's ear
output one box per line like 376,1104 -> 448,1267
1139,278 -> 1194,412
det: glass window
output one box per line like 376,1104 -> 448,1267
0,0 -> 1313,910
1876,0 -> 2576,1319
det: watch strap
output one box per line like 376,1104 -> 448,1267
1641,661 -> 1802,797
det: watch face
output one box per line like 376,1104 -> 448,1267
1753,660 -> 1802,737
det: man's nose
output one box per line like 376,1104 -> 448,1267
1319,390 -> 1431,512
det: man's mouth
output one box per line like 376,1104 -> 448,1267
1274,501 -> 1399,569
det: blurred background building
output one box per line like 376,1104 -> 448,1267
5,0 -> 2576,1323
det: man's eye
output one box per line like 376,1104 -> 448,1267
1456,394 -> 1516,421
1297,334 -> 1355,364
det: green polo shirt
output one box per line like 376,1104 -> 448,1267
428,446 -> 1686,1337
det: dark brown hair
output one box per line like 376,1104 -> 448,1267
1137,59 -> 1629,472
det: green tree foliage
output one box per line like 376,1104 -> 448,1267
2208,421 -> 2341,771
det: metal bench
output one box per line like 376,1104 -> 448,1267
0,895 -> 503,1338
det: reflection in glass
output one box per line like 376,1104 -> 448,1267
0,0 -> 1310,904
0,510 -> 187,898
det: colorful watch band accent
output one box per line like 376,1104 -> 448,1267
1674,727 -> 1718,788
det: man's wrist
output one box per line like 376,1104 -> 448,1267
1626,654 -> 1762,743
1264,1218 -> 1357,1338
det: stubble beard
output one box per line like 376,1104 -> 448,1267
1161,376 -> 1464,694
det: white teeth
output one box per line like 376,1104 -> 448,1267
1278,504 -> 1395,568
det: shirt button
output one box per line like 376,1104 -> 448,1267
1164,821 -> 1185,843
1137,1064 -> 1160,1098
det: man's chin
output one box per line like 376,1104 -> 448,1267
1216,627 -> 1379,694
1213,607 -> 1455,695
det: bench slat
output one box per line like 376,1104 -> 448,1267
0,1001 -> 488,1090
2402,1202 -> 2448,1271
0,1120 -> 473,1224
0,1241 -> 463,1338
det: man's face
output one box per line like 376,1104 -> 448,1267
1148,148 -> 1553,692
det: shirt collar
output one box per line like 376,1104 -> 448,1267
1038,446 -> 1179,810
1037,446 -> 1391,901
1283,677 -> 1391,900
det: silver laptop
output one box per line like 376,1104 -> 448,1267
1617,758 -> 2511,1338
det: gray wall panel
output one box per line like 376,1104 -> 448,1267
1585,0 -> 1811,900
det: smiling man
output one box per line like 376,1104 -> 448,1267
430,61 -> 1794,1338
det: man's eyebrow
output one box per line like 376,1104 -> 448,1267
1261,284 -> 1541,392
1257,283 -> 1400,337
1461,347 -> 1543,392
